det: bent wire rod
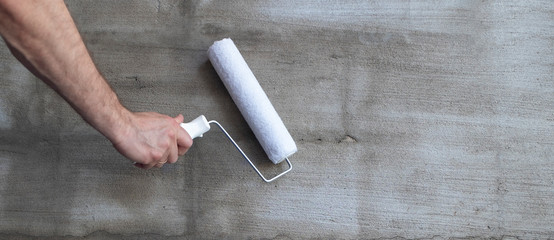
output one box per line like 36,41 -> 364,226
208,120 -> 292,183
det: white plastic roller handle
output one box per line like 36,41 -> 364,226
180,115 -> 211,139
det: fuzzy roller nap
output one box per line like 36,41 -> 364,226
207,38 -> 297,164
179,38 -> 296,182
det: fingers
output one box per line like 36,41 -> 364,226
154,161 -> 165,168
153,117 -> 183,167
154,149 -> 170,168
177,145 -> 189,157
121,113 -> 192,170
176,129 -> 192,157
174,114 -> 193,157
153,144 -> 177,167
167,142 -> 178,164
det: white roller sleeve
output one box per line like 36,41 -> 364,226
208,38 -> 297,164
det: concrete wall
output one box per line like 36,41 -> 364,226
0,0 -> 552,239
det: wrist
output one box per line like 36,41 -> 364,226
81,78 -> 133,145
103,101 -> 133,145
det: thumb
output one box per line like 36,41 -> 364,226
174,114 -> 184,123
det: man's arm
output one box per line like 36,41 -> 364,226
0,0 -> 192,169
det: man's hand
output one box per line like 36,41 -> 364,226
113,113 -> 192,169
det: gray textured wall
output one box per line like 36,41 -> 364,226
0,1 -> 552,239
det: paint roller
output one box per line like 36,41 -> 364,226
180,38 -> 296,182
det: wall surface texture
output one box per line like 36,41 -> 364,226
0,0 -> 552,239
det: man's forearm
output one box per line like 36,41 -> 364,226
0,0 -> 129,142
0,0 -> 192,168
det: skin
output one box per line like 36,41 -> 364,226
0,0 -> 192,169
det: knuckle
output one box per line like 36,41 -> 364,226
167,129 -> 175,138
150,150 -> 163,161
160,140 -> 170,149
158,136 -> 169,147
